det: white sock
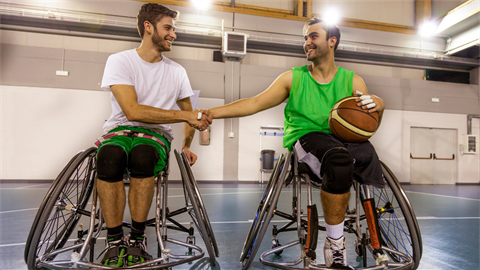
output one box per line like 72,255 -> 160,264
326,221 -> 344,240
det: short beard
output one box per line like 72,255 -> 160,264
306,44 -> 329,61
152,26 -> 171,52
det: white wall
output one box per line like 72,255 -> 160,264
0,85 -> 110,180
1,80 -> 479,183
236,106 -> 480,183
0,85 -> 225,181
238,104 -> 286,181
371,110 -> 480,184
312,0 -> 415,26
169,98 -> 225,181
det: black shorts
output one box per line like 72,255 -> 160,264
294,132 -> 384,188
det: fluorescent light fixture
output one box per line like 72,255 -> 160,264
192,0 -> 211,11
323,7 -> 340,25
418,20 -> 438,38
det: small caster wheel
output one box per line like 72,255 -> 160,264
272,239 -> 283,256
354,239 -> 364,257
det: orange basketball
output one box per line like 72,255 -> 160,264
328,96 -> 379,143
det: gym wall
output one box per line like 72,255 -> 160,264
0,0 -> 479,183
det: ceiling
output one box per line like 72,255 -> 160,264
435,0 -> 480,59
0,1 -> 479,71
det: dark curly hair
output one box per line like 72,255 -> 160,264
137,3 -> 179,38
303,17 -> 341,51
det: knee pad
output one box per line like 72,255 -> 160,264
97,145 -> 127,183
128,145 -> 159,178
321,148 -> 354,194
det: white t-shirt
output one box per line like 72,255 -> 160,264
101,49 -> 193,142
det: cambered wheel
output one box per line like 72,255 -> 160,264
360,161 -> 422,270
24,151 -> 82,263
240,153 -> 291,270
25,148 -> 97,270
174,150 -> 218,266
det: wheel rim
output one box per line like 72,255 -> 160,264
364,184 -> 415,263
34,150 -> 95,261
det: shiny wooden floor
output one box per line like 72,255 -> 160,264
1,182 -> 479,270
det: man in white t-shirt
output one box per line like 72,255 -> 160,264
96,3 -> 211,267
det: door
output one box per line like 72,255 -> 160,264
410,127 -> 456,184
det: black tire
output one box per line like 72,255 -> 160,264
360,161 -> 422,270
26,148 -> 97,270
180,152 -> 219,257
240,153 -> 291,270
174,150 -> 217,266
24,151 -> 81,264
239,154 -> 283,264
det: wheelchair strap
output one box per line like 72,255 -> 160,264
95,130 -> 166,148
125,246 -> 153,261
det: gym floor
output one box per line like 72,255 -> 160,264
1,182 -> 479,270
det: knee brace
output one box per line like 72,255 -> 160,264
96,145 -> 127,183
321,148 -> 354,194
128,145 -> 159,178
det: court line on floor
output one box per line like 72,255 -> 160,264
15,184 -> 49,189
0,184 -> 50,190
416,216 -> 480,220
0,207 -> 40,214
1,216 -> 478,248
404,191 -> 480,201
0,191 -> 265,214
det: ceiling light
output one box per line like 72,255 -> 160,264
192,0 -> 211,11
323,8 -> 340,25
418,20 -> 438,38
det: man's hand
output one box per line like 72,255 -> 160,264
183,148 -> 198,165
354,91 -> 384,114
187,109 -> 212,131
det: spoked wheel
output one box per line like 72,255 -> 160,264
360,161 -> 422,270
181,152 -> 219,257
25,147 -> 97,270
174,150 -> 218,266
24,151 -> 82,264
239,153 -> 291,270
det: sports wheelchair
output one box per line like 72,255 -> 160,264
24,147 -> 219,269
240,151 -> 422,270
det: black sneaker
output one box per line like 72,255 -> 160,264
101,236 -> 128,267
126,234 -> 153,266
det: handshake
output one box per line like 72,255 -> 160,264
188,109 -> 212,131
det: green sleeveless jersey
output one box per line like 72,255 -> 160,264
283,65 -> 354,150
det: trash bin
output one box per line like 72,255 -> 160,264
261,149 -> 275,170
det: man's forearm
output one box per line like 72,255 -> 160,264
210,98 -> 258,119
127,104 -> 193,124
182,123 -> 195,149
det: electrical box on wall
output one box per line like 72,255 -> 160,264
222,31 -> 247,60
199,127 -> 210,145
463,135 -> 478,154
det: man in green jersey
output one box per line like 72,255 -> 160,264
209,18 -> 385,269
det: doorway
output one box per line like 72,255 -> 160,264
410,127 -> 457,184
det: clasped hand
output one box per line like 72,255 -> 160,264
188,109 -> 212,131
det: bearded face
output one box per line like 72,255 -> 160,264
151,26 -> 173,52
150,16 -> 176,52
303,23 -> 333,61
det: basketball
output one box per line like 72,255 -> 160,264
328,96 -> 379,143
